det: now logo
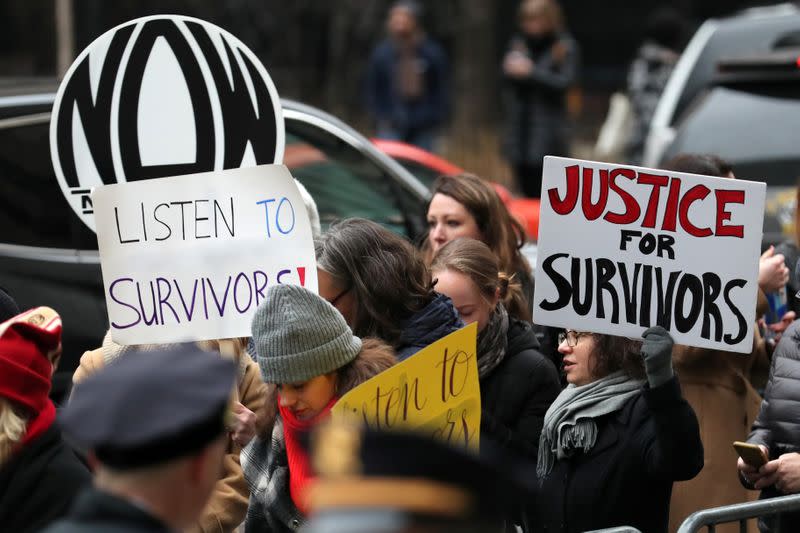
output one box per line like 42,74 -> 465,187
50,15 -> 285,231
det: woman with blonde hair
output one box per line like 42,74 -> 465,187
0,308 -> 90,532
430,238 -> 559,459
502,0 -> 579,198
424,173 -> 533,320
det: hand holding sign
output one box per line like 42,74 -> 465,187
331,323 -> 481,451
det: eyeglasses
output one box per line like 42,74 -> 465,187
328,287 -> 351,307
558,329 -> 589,347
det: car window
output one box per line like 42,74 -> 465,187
284,118 -> 410,236
0,119 -> 98,249
395,159 -> 440,189
672,16 -> 800,126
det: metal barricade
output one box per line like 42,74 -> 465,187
678,494 -> 800,533
584,526 -> 642,533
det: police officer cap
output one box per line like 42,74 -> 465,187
309,425 -> 537,521
62,344 -> 235,470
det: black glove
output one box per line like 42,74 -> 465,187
641,326 -> 674,388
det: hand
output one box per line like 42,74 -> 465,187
641,326 -> 674,388
768,311 -> 796,345
759,246 -> 789,293
738,445 -> 770,487
229,402 -> 257,448
754,452 -> 800,493
503,52 -> 534,78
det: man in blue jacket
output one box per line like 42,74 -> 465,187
366,1 -> 449,151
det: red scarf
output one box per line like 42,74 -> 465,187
278,396 -> 337,514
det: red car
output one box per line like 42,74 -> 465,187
373,139 -> 540,239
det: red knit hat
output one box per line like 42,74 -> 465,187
0,307 -> 61,446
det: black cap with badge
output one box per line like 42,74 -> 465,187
62,344 -> 235,470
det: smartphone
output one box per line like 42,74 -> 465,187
734,441 -> 768,468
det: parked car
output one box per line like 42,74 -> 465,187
644,3 -> 800,167
659,49 -> 800,246
0,81 -> 431,401
373,139 -> 542,239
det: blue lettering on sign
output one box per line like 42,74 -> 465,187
256,197 -> 295,238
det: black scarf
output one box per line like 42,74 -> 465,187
476,305 -> 509,379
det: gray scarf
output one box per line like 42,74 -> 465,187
537,371 -> 644,478
476,305 -> 509,378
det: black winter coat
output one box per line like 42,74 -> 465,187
481,318 -> 560,460
0,425 -> 91,533
41,488 -> 171,533
502,32 -> 579,166
747,320 -> 800,532
531,377 -> 703,533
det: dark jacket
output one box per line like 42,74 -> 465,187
396,293 -> 464,360
481,318 -> 560,460
531,377 -> 703,533
502,32 -> 579,166
365,37 -> 449,136
747,320 -> 800,532
0,424 -> 91,533
774,240 -> 800,315
41,487 -> 171,533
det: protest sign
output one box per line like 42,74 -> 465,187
93,164 -> 316,345
534,156 -> 766,353
50,15 -> 284,232
331,323 -> 481,451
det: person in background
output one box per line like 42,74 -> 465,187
241,284 -> 395,532
73,333 -> 267,533
532,326 -> 703,533
43,346 -> 235,533
315,218 -> 462,360
625,7 -> 688,163
738,261 -> 800,533
303,424 -> 539,533
423,173 -> 533,320
365,0 -> 448,151
502,0 -> 579,199
0,307 -> 90,532
664,153 -> 787,532
773,183 -> 800,316
430,238 -> 559,459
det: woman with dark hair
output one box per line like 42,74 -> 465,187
316,218 -> 462,360
430,238 -> 559,460
242,284 -> 396,532
531,326 -> 703,533
423,173 -> 533,320
663,153 -> 790,531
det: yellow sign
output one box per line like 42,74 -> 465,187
331,323 -> 481,451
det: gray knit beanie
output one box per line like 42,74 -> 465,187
251,284 -> 362,384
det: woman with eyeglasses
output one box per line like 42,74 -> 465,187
315,218 -> 462,360
530,326 -> 703,533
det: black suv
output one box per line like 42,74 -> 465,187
0,80 -> 429,401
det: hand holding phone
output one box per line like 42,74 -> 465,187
734,441 -> 768,468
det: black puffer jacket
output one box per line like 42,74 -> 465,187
481,318 -> 560,460
749,319 -> 800,454
747,319 -> 800,532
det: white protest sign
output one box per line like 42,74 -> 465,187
534,156 -> 766,353
50,15 -> 284,232
93,164 -> 316,345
